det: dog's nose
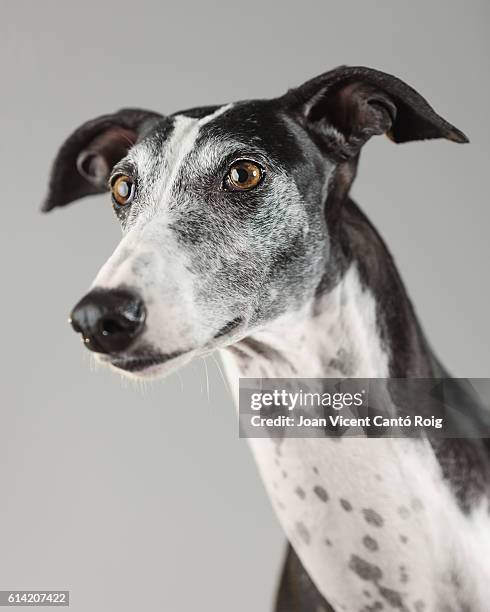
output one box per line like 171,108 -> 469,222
69,288 -> 146,354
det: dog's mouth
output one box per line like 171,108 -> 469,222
97,316 -> 246,375
106,350 -> 186,372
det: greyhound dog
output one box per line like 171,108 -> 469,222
43,66 -> 490,611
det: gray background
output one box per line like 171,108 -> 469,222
1,1 -> 489,610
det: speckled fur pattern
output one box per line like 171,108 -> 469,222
43,67 -> 489,611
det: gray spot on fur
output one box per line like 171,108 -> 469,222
349,554 -> 383,582
362,603 -> 383,612
349,551 -> 407,611
313,485 -> 329,502
400,534 -> 408,544
414,602 -> 426,612
363,535 -> 379,551
398,506 -> 410,519
340,498 -> 353,511
313,466 -> 319,475
327,357 -> 351,376
450,570 -> 461,588
325,538 -> 332,547
295,486 -> 306,500
378,585 -> 405,609
362,508 -> 384,527
130,252 -> 154,276
296,521 -> 310,545
399,565 -> 409,583
282,470 -> 288,479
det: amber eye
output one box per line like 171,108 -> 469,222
225,160 -> 263,191
111,175 -> 135,206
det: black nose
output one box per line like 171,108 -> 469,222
69,288 -> 146,354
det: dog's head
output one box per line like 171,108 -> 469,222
43,66 -> 467,377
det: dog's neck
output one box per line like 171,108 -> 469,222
227,264 -> 389,379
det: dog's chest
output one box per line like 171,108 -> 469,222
232,393 -> 490,610
248,434 -> 490,612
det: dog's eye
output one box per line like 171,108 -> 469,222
225,160 -> 263,191
111,175 -> 135,206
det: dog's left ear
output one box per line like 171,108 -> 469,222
42,108 -> 161,212
284,66 -> 468,157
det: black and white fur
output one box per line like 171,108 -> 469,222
43,66 -> 490,612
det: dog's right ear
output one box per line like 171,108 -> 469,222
42,108 -> 161,212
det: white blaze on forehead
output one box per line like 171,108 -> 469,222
154,103 -> 234,207
90,103 -> 235,333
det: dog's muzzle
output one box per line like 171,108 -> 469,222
69,288 -> 146,354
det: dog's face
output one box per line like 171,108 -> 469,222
83,102 -> 331,375
43,66 -> 466,377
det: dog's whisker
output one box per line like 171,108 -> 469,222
211,353 -> 233,402
175,369 -> 184,394
202,356 -> 210,404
